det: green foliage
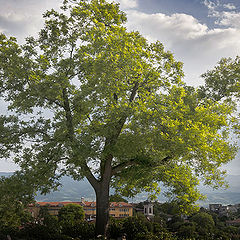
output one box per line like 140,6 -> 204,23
107,215 -> 175,240
0,1 -> 237,235
107,217 -> 124,239
191,212 -> 215,230
122,215 -> 152,240
57,203 -> 95,239
109,193 -> 128,203
0,202 -> 32,235
60,220 -> 95,239
200,56 -> 240,101
177,222 -> 198,239
200,56 -> 240,136
38,207 -> 60,234
133,232 -> 160,240
58,203 -> 85,227
190,212 -> 215,238
156,202 -> 179,216
20,224 -> 56,240
0,173 -> 34,235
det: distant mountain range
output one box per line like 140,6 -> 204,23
1,172 -> 240,206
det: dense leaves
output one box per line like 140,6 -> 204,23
200,56 -> 240,136
0,0 -> 237,235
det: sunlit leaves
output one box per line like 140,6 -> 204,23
0,0 -> 237,215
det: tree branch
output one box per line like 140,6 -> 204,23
83,163 -> 99,190
101,81 -> 140,177
111,159 -> 136,176
62,88 -> 74,141
111,155 -> 172,176
129,81 -> 139,102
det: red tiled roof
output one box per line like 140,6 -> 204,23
30,201 -> 132,208
36,202 -> 81,207
83,202 -> 96,207
109,202 -> 132,207
226,219 -> 240,224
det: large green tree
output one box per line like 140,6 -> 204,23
0,0 -> 236,236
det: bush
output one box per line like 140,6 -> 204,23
133,232 -> 159,240
177,222 -> 198,239
58,203 -> 85,226
122,216 -> 150,240
107,217 -> 124,239
19,224 -> 55,240
61,220 -> 95,239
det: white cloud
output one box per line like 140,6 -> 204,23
202,0 -> 240,29
127,11 -> 208,41
0,0 -> 60,42
118,0 -> 138,9
215,11 -> 240,28
107,0 -> 138,9
0,160 -> 20,172
203,0 -> 219,11
223,3 -> 236,10
125,9 -> 240,86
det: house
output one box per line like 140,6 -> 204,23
209,204 -> 222,213
219,205 -> 236,216
28,199 -> 133,220
209,203 -> 239,217
226,219 -> 240,227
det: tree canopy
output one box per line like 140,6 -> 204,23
200,56 -> 240,135
0,0 -> 237,235
200,56 -> 240,101
58,204 -> 85,225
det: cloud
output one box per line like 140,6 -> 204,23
0,159 -> 20,172
117,0 -> 138,9
215,11 -> 240,28
125,9 -> 240,86
223,3 -> 236,10
0,0 -> 60,42
203,0 -> 240,29
127,11 -> 208,41
0,0 -> 138,42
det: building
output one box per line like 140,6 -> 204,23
209,203 -> 239,217
226,219 -> 240,227
143,201 -> 154,218
209,204 -> 222,212
28,199 -> 133,220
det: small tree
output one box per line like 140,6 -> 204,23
0,0 -> 237,236
58,203 -> 86,238
191,212 -> 215,238
58,203 -> 85,225
0,173 -> 34,235
177,222 -> 198,239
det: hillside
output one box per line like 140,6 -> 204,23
1,172 -> 240,206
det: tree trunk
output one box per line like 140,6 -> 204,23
95,181 -> 110,237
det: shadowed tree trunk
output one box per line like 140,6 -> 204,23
86,155 -> 113,237
95,180 -> 111,237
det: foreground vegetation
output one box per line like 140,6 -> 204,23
1,202 -> 240,240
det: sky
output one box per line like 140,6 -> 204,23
0,0 -> 239,174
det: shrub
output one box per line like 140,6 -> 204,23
61,220 -> 95,239
133,232 -> 159,240
107,217 -> 124,239
122,216 -> 149,240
